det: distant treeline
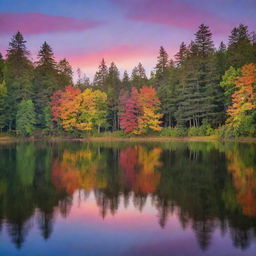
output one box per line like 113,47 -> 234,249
0,24 -> 255,137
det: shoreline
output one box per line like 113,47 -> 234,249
1,136 -> 256,143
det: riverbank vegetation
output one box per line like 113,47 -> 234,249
0,24 -> 255,138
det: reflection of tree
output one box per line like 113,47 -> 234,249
227,148 -> 256,217
120,146 -> 162,195
0,143 -> 68,248
0,142 -> 256,253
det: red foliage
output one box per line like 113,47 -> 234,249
119,88 -> 139,133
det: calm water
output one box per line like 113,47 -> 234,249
0,141 -> 256,256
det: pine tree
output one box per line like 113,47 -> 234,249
0,81 -> 7,131
131,63 -> 147,88
57,58 -> 73,87
176,24 -> 224,127
106,62 -> 121,131
34,41 -> 58,128
93,58 -> 108,89
175,42 -> 187,66
5,32 -> 34,130
16,99 -> 36,136
227,24 -> 254,68
0,52 -> 4,83
122,70 -> 130,92
215,41 -> 227,76
155,46 -> 169,86
195,24 -> 214,57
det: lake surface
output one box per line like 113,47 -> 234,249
0,141 -> 256,256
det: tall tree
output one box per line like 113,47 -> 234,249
0,52 -> 4,83
5,32 -> 34,130
106,62 -> 121,131
122,70 -> 130,92
57,58 -> 73,87
0,81 -> 7,131
131,63 -> 148,88
34,42 -> 58,128
176,24 -> 224,127
93,58 -> 108,89
175,42 -> 187,66
227,24 -> 254,68
155,46 -> 169,86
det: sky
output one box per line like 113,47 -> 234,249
0,0 -> 256,80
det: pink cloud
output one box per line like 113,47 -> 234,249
0,12 -> 101,35
68,44 -> 157,67
111,0 -> 232,34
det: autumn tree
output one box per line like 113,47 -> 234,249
226,63 -> 256,136
119,86 -> 162,134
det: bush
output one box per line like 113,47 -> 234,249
188,121 -> 214,136
215,125 -> 236,139
159,127 -> 187,137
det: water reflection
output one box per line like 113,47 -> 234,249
0,141 -> 256,254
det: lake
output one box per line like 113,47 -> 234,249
0,141 -> 256,256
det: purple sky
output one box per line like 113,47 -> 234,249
0,0 -> 255,79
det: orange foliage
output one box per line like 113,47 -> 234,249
227,64 -> 256,127
119,146 -> 162,194
227,152 -> 256,217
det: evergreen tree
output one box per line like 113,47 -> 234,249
122,70 -> 130,92
0,81 -> 7,131
215,41 -> 227,77
57,58 -> 73,87
131,63 -> 147,88
175,42 -> 187,66
106,62 -> 121,131
0,52 -> 4,83
16,99 -> 36,136
93,58 -> 108,89
195,24 -> 214,57
34,42 -> 58,128
5,32 -> 34,130
176,24 -> 224,127
155,46 -> 169,86
227,24 -> 254,67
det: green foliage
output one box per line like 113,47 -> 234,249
220,66 -> 240,107
159,127 -> 187,137
16,99 -> 36,136
188,121 -> 214,136
0,81 -> 7,131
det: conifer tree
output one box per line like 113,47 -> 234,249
93,58 -> 108,90
131,63 -> 147,88
5,32 -> 34,130
106,62 -> 121,131
155,46 -> 169,86
0,81 -> 7,131
122,70 -> 130,92
57,58 -> 73,87
175,42 -> 187,66
34,42 -> 58,128
227,24 -> 254,67
0,53 -> 4,83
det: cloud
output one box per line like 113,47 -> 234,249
111,0 -> 232,34
0,12 -> 101,35
68,44 -> 156,67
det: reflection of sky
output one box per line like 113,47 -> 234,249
1,0 -> 255,79
1,192 -> 256,256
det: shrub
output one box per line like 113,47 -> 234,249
159,127 -> 187,137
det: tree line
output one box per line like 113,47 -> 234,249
0,24 -> 255,137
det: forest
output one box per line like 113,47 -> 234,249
0,24 -> 255,138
